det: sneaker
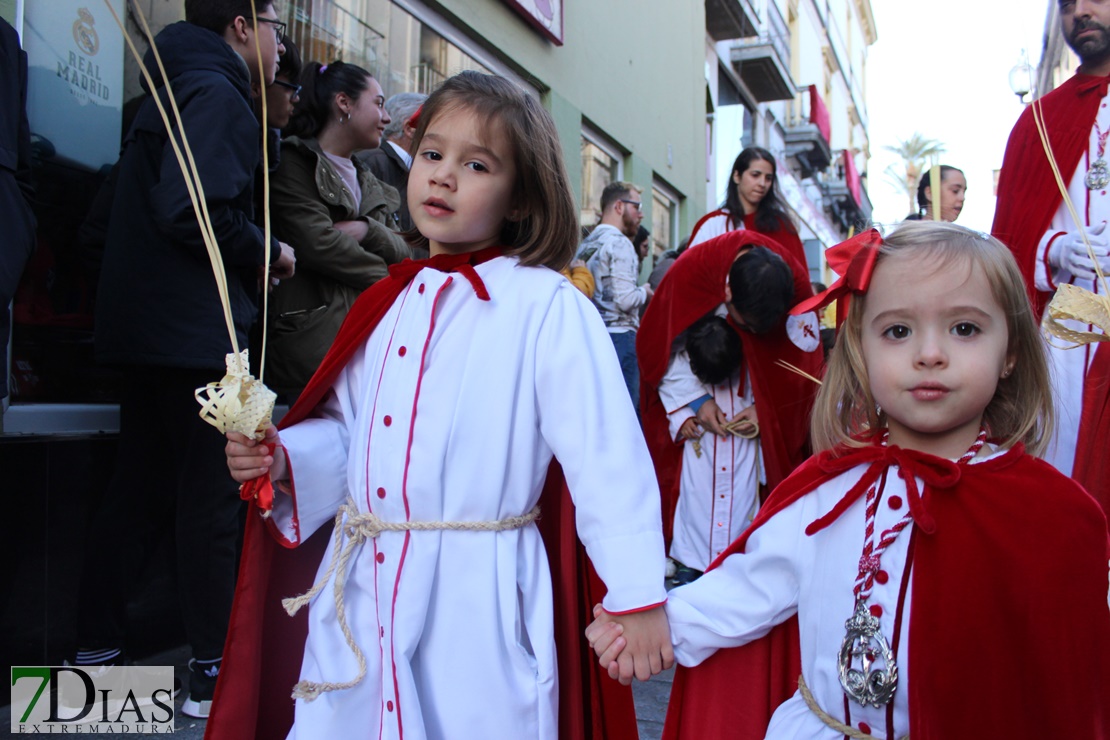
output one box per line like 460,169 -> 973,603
67,653 -> 182,697
181,658 -> 219,719
57,656 -> 179,722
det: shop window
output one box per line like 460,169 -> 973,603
651,181 -> 681,256
580,129 -> 622,230
7,0 -> 513,419
9,0 -> 134,405
278,0 -> 492,98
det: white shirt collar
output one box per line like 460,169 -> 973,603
387,140 -> 413,170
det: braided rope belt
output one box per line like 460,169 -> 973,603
798,674 -> 908,740
692,419 -> 759,458
283,497 -> 541,701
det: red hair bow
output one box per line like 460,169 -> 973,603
790,228 -> 883,325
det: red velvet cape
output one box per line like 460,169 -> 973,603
992,72 -> 1110,518
688,209 -> 807,270
205,248 -> 638,740
663,443 -> 1110,739
637,230 -> 821,545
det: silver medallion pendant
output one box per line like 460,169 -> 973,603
1087,158 -> 1110,190
837,599 -> 899,707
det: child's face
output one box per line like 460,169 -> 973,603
408,107 -> 516,257
859,251 -> 1013,458
925,171 -> 967,223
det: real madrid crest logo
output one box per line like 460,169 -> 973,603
73,7 -> 100,56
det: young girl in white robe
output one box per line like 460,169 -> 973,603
225,71 -> 672,740
588,222 -> 1110,738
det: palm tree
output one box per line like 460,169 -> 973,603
883,134 -> 946,215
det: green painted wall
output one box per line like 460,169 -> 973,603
425,0 -> 707,239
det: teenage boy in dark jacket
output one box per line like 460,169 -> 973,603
78,0 -> 295,719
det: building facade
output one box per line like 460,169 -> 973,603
1034,2 -> 1077,99
705,0 -> 876,281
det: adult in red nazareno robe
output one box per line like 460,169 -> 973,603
662,441 -> 1110,738
992,71 -> 1110,517
204,248 -> 639,740
637,230 -> 821,546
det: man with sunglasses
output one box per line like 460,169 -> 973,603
77,0 -> 295,721
579,181 -> 652,413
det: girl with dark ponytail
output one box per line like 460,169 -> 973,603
688,146 -> 806,268
267,60 -> 411,397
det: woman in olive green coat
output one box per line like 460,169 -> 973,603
268,60 -> 410,398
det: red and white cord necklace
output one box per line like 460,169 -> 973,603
836,429 -> 987,708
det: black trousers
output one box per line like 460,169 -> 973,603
77,366 -> 241,660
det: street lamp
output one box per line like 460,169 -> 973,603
1009,49 -> 1034,104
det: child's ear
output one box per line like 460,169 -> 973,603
1001,357 -> 1016,379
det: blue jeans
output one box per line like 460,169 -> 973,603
609,330 -> 639,416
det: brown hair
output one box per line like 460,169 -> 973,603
600,181 -> 640,213
812,221 -> 1053,456
405,71 -> 578,270
185,0 -> 274,34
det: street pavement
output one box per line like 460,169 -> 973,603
3,649 -> 674,740
4,640 -> 676,739
632,664 -> 674,740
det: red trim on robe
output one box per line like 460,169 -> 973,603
662,443 -> 1110,739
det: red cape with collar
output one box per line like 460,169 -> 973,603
688,209 -> 807,270
991,72 -> 1110,518
205,248 -> 639,740
663,442 -> 1110,739
637,230 -> 821,545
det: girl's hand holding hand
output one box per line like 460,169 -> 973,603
585,604 -> 626,667
586,603 -> 674,685
226,425 -> 286,482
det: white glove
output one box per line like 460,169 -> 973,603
1048,222 -> 1110,280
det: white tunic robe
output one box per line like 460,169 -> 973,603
1034,92 -> 1110,476
665,452 -> 1015,739
658,348 -> 762,571
688,209 -> 737,248
269,256 -> 667,740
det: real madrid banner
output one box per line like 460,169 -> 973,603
23,1 -> 124,171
